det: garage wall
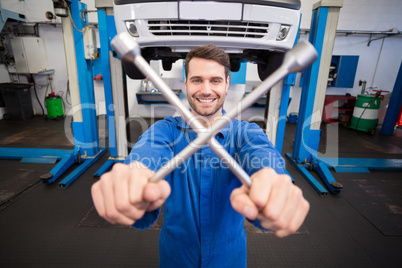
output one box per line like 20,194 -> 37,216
301,0 -> 402,31
288,0 -> 402,115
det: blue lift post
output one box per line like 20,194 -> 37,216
275,20 -> 301,183
57,0 -> 108,187
291,6 -> 328,165
275,16 -> 301,155
287,2 -> 402,196
94,3 -> 125,177
381,61 -> 402,136
69,0 -> 100,158
0,0 -> 106,188
286,1 -> 342,196
275,73 -> 296,155
310,62 -> 402,193
278,75 -> 295,182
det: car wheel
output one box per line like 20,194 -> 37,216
3,113 -> 11,120
257,52 -> 285,80
122,58 -> 147,79
230,60 -> 241,72
162,60 -> 173,71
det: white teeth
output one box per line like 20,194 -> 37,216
198,98 -> 214,103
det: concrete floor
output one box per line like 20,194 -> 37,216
0,115 -> 401,267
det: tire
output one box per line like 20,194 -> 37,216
257,52 -> 285,81
230,60 -> 241,72
3,113 -> 11,120
162,60 -> 173,71
122,58 -> 146,79
309,161 -> 314,171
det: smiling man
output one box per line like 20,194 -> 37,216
91,44 -> 309,268
184,47 -> 229,125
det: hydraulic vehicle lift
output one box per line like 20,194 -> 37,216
286,0 -> 402,196
0,0 -> 107,188
93,1 -> 127,177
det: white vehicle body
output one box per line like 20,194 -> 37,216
113,0 -> 301,80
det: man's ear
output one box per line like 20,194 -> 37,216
226,76 -> 230,91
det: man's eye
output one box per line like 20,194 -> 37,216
212,79 -> 221,84
192,79 -> 201,83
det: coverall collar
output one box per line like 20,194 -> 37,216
177,109 -> 231,139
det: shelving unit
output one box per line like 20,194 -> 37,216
136,90 -> 182,105
329,55 -> 359,88
244,91 -> 269,109
322,95 -> 356,124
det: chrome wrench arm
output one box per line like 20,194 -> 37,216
208,138 -> 252,187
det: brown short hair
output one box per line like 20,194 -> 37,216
184,44 -> 230,79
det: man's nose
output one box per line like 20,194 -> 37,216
199,82 -> 213,95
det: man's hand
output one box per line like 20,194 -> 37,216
230,168 -> 309,238
91,162 -> 171,225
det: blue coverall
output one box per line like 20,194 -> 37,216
125,112 -> 285,267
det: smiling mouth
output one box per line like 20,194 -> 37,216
196,98 -> 216,103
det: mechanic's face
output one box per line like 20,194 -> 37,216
185,57 -> 229,125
